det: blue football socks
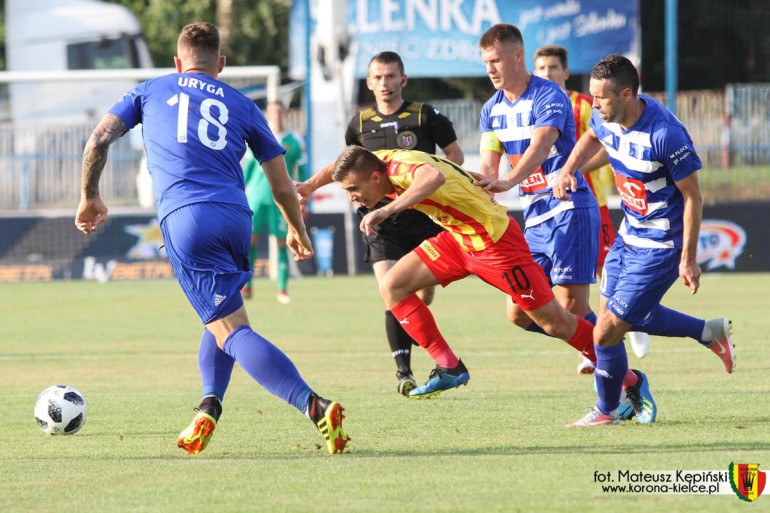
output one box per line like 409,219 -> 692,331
636,305 -> 706,344
198,329 -> 234,401
222,326 -> 312,412
594,343 -> 628,414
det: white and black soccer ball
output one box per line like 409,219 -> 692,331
34,385 -> 87,435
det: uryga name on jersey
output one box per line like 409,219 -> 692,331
177,77 -> 225,97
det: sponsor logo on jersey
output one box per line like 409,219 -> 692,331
697,220 -> 746,270
419,240 -> 441,261
615,174 -> 647,214
519,168 -> 549,194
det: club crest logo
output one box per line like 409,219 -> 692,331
396,130 -> 417,149
697,220 -> 746,270
729,463 -> 765,502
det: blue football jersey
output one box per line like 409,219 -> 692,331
479,75 -> 595,228
109,72 -> 285,221
591,94 -> 702,249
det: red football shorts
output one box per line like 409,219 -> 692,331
415,216 -> 554,311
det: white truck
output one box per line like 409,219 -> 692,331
5,0 -> 154,124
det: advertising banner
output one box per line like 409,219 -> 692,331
0,202 -> 765,282
291,0 -> 639,79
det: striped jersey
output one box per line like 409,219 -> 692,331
479,75 -> 596,228
569,90 -> 609,208
374,149 -> 509,252
590,94 -> 702,249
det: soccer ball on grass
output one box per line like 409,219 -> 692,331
34,385 -> 87,435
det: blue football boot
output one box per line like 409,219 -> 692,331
409,360 -> 470,399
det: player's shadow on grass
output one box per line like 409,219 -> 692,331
12,440 -> 769,461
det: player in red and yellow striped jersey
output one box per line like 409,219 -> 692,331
331,145 -> 600,400
533,45 -> 651,366
379,149 -> 509,251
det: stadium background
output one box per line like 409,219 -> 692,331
0,0 -> 768,281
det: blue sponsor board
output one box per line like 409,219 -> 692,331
291,0 -> 639,78
0,201 -> 764,282
0,213 -> 363,281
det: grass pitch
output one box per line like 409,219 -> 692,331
1,273 -> 768,512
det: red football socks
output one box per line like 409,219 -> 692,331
566,317 -> 597,363
390,294 -> 459,369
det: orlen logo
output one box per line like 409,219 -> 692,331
614,174 -> 647,214
697,220 -> 746,270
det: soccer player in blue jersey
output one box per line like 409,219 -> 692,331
475,24 -> 601,339
554,54 -> 735,426
472,24 -> 652,420
75,22 -> 349,453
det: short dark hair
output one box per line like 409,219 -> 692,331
368,51 -> 405,75
332,145 -> 386,182
480,23 -> 524,49
590,54 -> 640,96
534,45 -> 568,69
178,22 -> 220,55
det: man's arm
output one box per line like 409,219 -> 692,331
360,165 -> 445,235
440,141 -> 464,165
75,114 -> 126,234
581,147 -> 610,174
261,155 -> 313,260
675,172 -> 703,294
477,149 -> 503,181
552,127 -> 604,199
295,161 -> 335,204
476,126 -> 560,193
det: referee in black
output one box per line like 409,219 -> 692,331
298,51 -> 464,396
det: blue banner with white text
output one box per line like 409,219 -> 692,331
291,0 -> 639,78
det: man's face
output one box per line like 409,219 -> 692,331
366,61 -> 405,104
338,171 -> 387,208
589,78 -> 624,123
481,41 -> 523,91
533,55 -> 568,89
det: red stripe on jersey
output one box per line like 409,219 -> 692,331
386,159 -> 419,178
420,197 -> 495,249
569,90 -> 593,140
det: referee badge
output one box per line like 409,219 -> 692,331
397,130 -> 418,149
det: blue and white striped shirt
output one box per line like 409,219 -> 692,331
591,94 -> 702,249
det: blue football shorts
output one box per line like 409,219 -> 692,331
161,202 -> 252,324
600,236 -> 680,325
524,206 -> 599,286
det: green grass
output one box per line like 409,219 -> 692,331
1,274 -> 768,512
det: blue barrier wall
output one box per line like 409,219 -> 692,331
0,203 -> 765,282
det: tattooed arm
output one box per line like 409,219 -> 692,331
75,114 -> 127,234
